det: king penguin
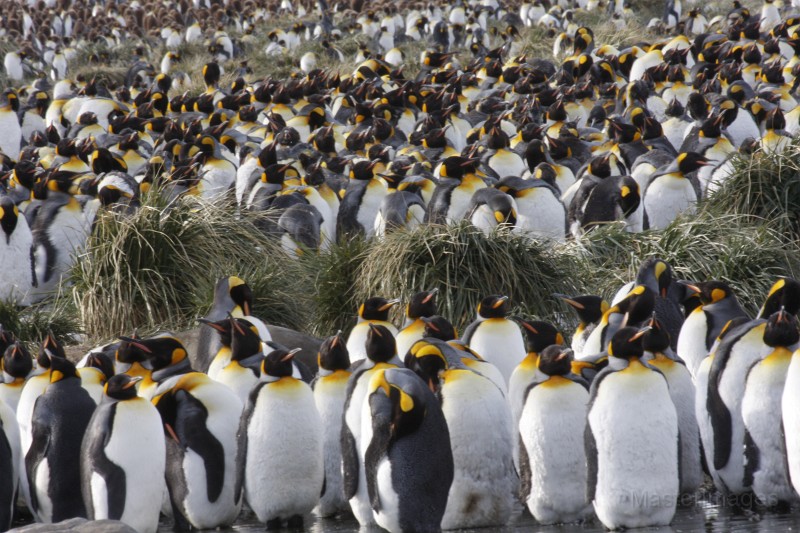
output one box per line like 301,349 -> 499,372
0,342 -> 34,413
741,308 -> 800,507
586,327 -> 678,529
461,295 -> 526,384
518,345 -> 592,524
395,289 -> 439,358
554,294 -> 609,359
27,355 -> 96,523
405,339 -> 518,529
0,365 -> 20,531
782,315 -> 800,498
345,297 -> 400,363
80,374 -> 166,533
312,333 -> 352,518
239,345 -> 324,529
342,324 -> 402,527
0,195 -> 35,306
195,276 -> 254,373
363,367 -> 454,533
641,314 -> 703,495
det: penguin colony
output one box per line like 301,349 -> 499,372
0,268 -> 800,531
4,0 -> 800,307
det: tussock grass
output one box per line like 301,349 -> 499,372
0,294 -> 81,349
71,190 -> 304,342
705,145 -> 800,240
351,223 -> 579,331
565,207 -> 800,316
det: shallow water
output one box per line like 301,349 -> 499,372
156,493 -> 800,532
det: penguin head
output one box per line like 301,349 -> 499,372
537,345 -> 573,376
368,368 -> 425,438
0,196 -> 19,245
1,90 -> 19,113
48,354 -> 80,383
3,342 -> 33,379
261,345 -> 301,378
680,280 -> 734,305
607,326 -> 647,360
421,316 -> 458,341
513,318 -> 564,354
222,276 -> 253,316
198,317 -> 233,347
636,257 -> 674,298
365,323 -> 397,363
38,332 -> 65,368
104,374 -> 142,401
118,334 -> 188,375
318,332 -> 350,372
203,62 -> 221,88
641,314 -> 671,353
407,289 -> 439,320
554,294 -> 609,325
229,316 -> 262,362
404,339 -> 450,392
84,351 -> 116,381
676,152 -> 710,174
477,295 -> 510,319
763,308 -> 800,348
760,277 -> 800,318
440,156 -> 479,179
359,297 -> 400,321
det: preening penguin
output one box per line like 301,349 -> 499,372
239,346 -> 324,529
586,327 -> 678,529
80,374 -> 166,533
554,294 -> 608,359
405,339 -> 518,529
363,368 -> 454,533
518,345 -> 591,525
346,297 -> 400,363
461,295 -> 526,384
313,333 -> 352,518
195,276 -> 254,373
27,356 -> 96,523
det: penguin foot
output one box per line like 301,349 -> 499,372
287,514 -> 304,529
266,517 -> 283,530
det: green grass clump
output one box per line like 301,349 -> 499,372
566,206 -> 800,316
705,145 -> 800,240
71,190 -> 305,342
351,223 -> 580,332
0,294 -> 81,349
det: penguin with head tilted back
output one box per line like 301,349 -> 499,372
238,344 -> 324,529
203,311 -> 272,382
461,295 -> 526,384
144,335 -> 243,530
346,296 -> 400,363
80,374 -> 166,533
580,285 -> 656,358
634,257 -> 684,350
405,338 -> 518,529
641,314 -> 703,495
27,355 -> 96,523
195,276 -> 254,373
741,308 -> 799,507
395,289 -> 439,358
363,367 -> 454,533
554,294 -> 609,359
519,345 -> 592,525
313,332 -> 352,518
586,327 -> 679,529
342,323 -> 402,527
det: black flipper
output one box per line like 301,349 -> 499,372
81,403 -> 127,520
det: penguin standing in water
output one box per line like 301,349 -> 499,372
705,307 -> 799,497
345,297 -> 400,363
363,368 -> 454,533
586,327 -> 678,529
641,315 -> 703,495
0,195 -> 35,306
145,335 -> 243,530
239,346 -> 324,529
195,276 -> 254,373
312,333 -> 351,518
395,289 -> 439,358
742,308 -> 799,507
342,324 -> 401,527
405,339 -> 518,530
81,374 -> 166,533
27,356 -> 96,523
518,345 -> 591,525
677,280 -> 748,377
554,294 -> 609,359
461,295 -> 526,384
